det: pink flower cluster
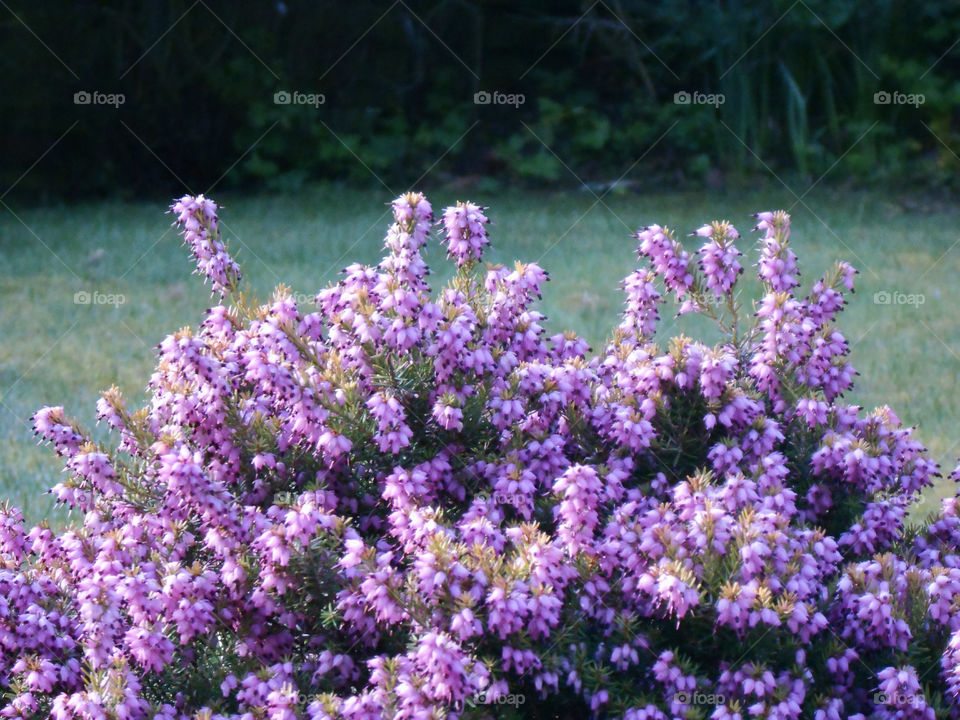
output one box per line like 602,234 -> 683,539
440,201 -> 490,267
170,195 -> 241,296
3,194 -> 960,720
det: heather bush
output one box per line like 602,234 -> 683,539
3,192 -> 960,719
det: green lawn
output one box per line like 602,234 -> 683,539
1,185 -> 957,525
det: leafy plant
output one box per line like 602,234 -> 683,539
3,193 -> 960,719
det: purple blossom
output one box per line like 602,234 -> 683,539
755,210 -> 799,291
170,194 -> 241,296
634,224 -> 694,298
440,201 -> 490,266
696,220 -> 743,296
5,195 -> 960,719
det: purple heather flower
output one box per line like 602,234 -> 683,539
7,197 -> 960,719
634,224 -> 694,299
440,201 -> 490,266
696,220 -> 743,297
170,195 -> 241,296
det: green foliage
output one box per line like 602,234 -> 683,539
1,1 -> 959,200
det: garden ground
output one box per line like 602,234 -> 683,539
1,185 -> 957,525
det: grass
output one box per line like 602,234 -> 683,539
0,184 -> 957,525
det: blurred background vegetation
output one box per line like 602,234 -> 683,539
1,0 -> 958,202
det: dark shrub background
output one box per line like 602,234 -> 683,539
1,0 -> 958,201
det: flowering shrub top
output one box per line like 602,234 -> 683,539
2,192 -> 960,720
